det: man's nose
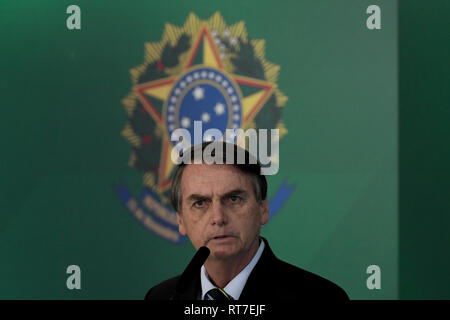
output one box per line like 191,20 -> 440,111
210,201 -> 227,226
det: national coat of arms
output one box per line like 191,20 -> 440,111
115,12 -> 294,243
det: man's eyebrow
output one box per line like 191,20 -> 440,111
186,194 -> 211,202
220,189 -> 248,198
185,190 -> 247,202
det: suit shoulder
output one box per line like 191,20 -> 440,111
275,259 -> 349,300
144,275 -> 180,300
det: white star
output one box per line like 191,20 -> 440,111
201,112 -> 210,123
181,117 -> 191,128
233,114 -> 240,121
230,37 -> 237,45
214,103 -> 225,116
223,29 -> 230,37
192,86 -> 205,101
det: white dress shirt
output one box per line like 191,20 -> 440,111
200,239 -> 265,300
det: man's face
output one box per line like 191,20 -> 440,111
177,164 -> 269,261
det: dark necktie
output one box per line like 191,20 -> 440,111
205,288 -> 234,300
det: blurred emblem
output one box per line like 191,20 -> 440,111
115,12 -> 293,243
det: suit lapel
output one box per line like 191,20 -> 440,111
239,237 -> 278,300
178,270 -> 202,300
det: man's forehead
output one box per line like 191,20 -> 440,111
180,164 -> 251,195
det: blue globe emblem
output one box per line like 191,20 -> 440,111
165,67 -> 242,147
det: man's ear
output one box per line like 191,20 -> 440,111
260,199 -> 269,225
177,212 -> 187,236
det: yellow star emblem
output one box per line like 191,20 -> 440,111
133,24 -> 275,192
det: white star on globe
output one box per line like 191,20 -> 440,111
201,112 -> 210,123
214,103 -> 225,116
192,86 -> 205,101
181,117 -> 191,128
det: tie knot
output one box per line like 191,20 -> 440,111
205,288 -> 234,300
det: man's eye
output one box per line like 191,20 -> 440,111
229,195 -> 241,202
194,200 -> 205,207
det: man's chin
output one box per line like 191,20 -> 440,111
209,248 -> 236,261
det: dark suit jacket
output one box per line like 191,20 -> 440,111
145,237 -> 349,300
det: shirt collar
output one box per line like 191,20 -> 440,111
200,238 -> 265,300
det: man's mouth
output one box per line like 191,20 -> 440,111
204,235 -> 235,246
210,235 -> 233,241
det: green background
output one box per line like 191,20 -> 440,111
399,0 -> 450,299
0,0 -> 445,300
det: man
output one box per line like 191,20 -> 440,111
145,142 -> 348,300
